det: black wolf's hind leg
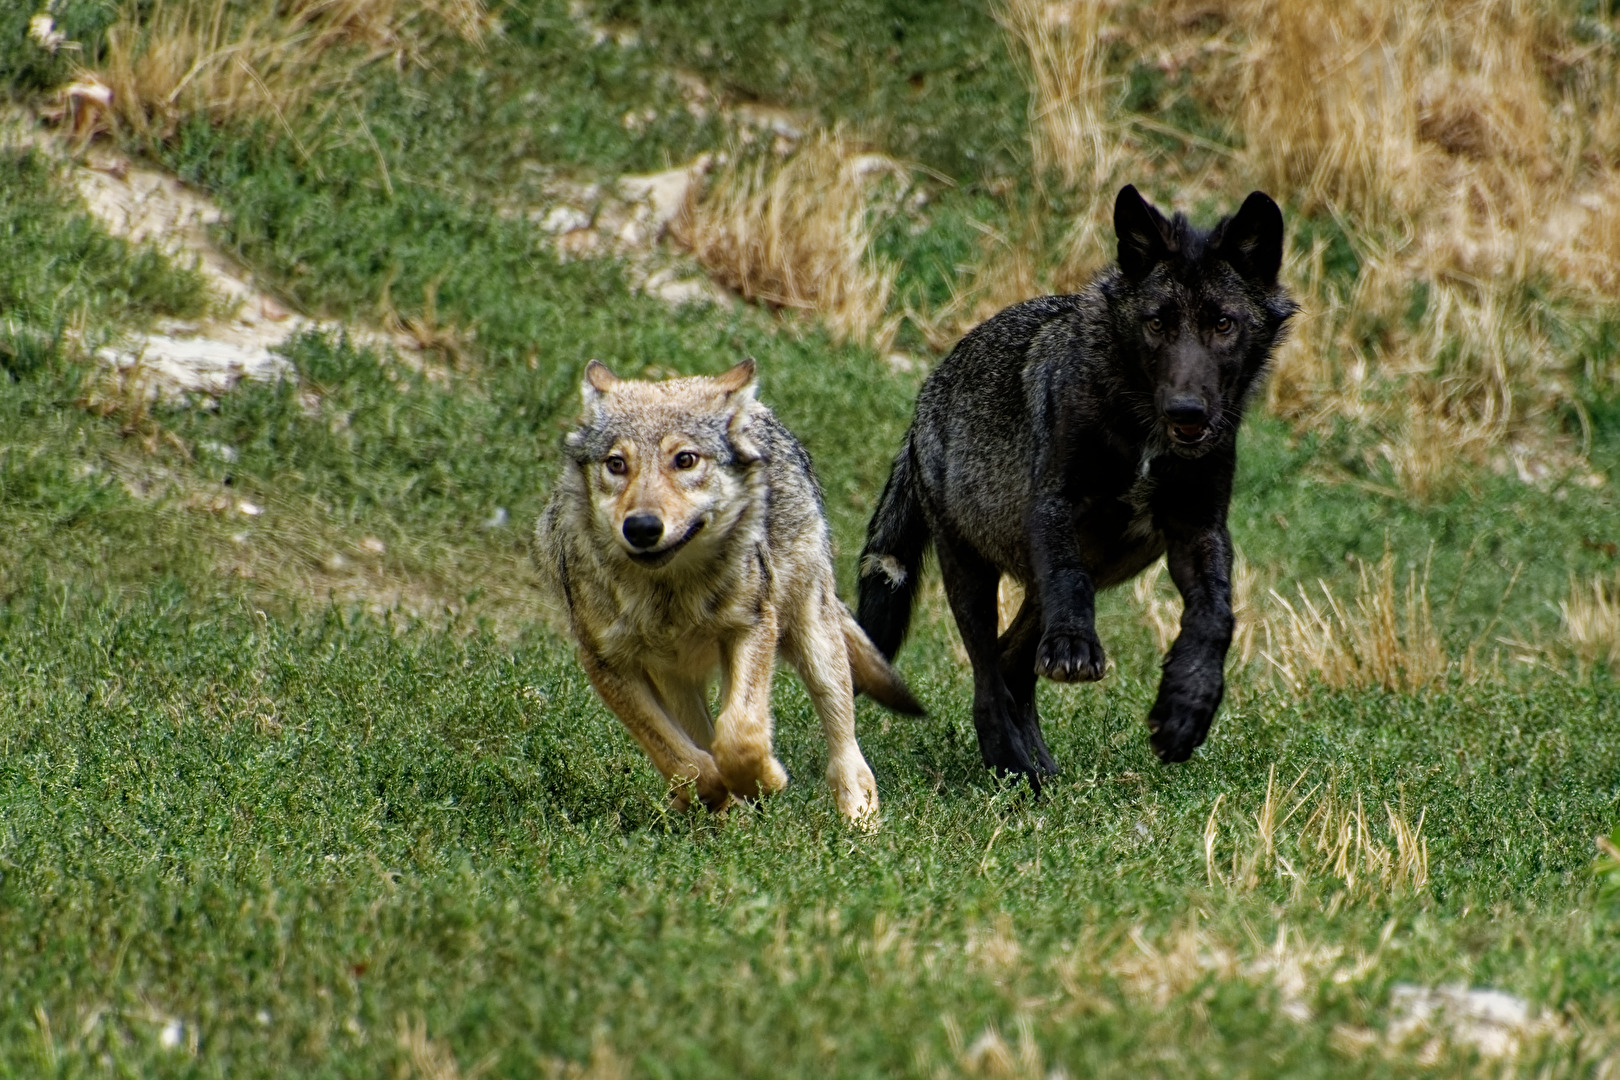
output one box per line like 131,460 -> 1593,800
998,600 -> 1057,776
935,535 -> 1041,785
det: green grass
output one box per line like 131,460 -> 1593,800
2,0 -> 1619,1073
0,149 -> 208,378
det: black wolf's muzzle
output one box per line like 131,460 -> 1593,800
1162,396 -> 1213,447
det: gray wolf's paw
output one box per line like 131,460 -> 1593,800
1035,626 -> 1106,683
1146,702 -> 1211,763
827,756 -> 879,822
668,762 -> 733,812
712,743 -> 790,802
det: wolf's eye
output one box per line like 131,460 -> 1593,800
1215,316 -> 1234,333
673,451 -> 699,470
605,455 -> 628,475
1146,316 -> 1164,333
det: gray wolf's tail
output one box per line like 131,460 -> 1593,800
841,612 -> 925,716
856,442 -> 930,661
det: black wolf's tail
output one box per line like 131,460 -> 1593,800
856,442 -> 931,660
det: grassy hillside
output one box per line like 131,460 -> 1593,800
2,0 -> 1619,1074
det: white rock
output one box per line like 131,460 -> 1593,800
616,156 -> 713,236
640,267 -> 728,309
732,104 -> 804,140
29,14 -> 70,52
1388,983 -> 1538,1058
74,160 -> 431,397
537,205 -> 592,234
96,335 -> 293,398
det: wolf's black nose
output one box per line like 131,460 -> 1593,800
622,514 -> 664,550
1163,397 -> 1209,426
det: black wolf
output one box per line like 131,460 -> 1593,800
856,184 -> 1296,781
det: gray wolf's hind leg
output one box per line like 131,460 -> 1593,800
998,599 -> 1058,776
935,533 -> 1044,785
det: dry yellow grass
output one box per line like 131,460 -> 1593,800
1561,572 -> 1620,672
674,132 -> 903,348
81,0 -> 491,143
976,0 -> 1620,496
1260,549 -> 1449,694
1204,767 -> 1430,899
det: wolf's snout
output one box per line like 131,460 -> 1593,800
1163,397 -> 1211,442
622,513 -> 664,550
1163,397 -> 1208,425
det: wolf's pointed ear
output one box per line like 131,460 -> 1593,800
582,360 -> 618,403
714,357 -> 757,399
1115,184 -> 1173,280
583,362 -> 618,414
722,358 -> 764,464
1214,191 -> 1285,286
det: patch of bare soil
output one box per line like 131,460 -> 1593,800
67,146 -> 430,399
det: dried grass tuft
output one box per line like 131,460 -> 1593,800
996,0 -> 1123,192
1560,572 -> 1620,673
949,1016 -> 1049,1080
1261,549 -> 1448,694
673,132 -> 902,347
395,1013 -> 497,1080
1205,767 -> 1430,899
80,0 -> 491,143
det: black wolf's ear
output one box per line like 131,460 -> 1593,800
1114,184 -> 1174,280
1214,191 -> 1285,286
581,360 -> 617,406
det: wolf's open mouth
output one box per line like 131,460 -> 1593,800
1168,422 -> 1209,445
626,519 -> 705,566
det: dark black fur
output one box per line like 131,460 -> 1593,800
857,185 -> 1296,781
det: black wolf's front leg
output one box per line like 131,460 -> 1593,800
1150,523 -> 1235,762
1024,370 -> 1107,685
1028,489 -> 1106,683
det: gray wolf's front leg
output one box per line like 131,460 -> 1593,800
785,586 -> 880,820
577,645 -> 731,810
711,606 -> 790,801
1149,524 -> 1234,762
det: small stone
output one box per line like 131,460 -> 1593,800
538,206 -> 592,234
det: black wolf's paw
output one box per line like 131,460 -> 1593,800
1035,627 -> 1106,683
1146,704 -> 1211,763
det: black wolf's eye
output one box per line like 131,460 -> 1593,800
1215,316 -> 1234,333
1146,316 -> 1164,334
605,455 -> 628,475
673,451 -> 699,470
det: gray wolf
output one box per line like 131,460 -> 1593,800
533,359 -> 922,819
856,185 -> 1296,782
